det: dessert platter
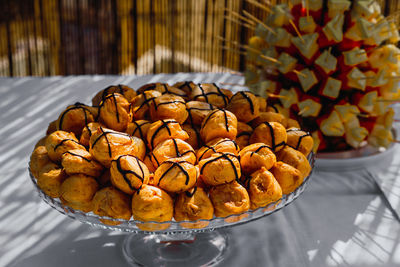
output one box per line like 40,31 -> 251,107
242,0 -> 400,167
29,81 -> 314,266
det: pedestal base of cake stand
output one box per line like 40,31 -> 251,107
122,230 -> 228,266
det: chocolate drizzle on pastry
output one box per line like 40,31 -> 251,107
63,151 -> 91,162
58,103 -> 91,131
158,160 -> 191,186
264,122 -> 285,151
195,83 -> 229,106
198,139 -> 239,161
238,92 -> 255,114
54,139 -> 81,151
113,155 -> 145,190
249,144 -> 273,158
92,127 -> 131,157
133,92 -> 157,113
177,81 -> 193,92
286,128 -> 312,150
202,109 -> 230,132
185,186 -> 198,197
186,103 -> 214,126
97,93 -> 121,123
237,131 -> 252,138
200,153 -> 239,181
150,120 -> 177,148
131,120 -> 151,141
154,100 -> 186,111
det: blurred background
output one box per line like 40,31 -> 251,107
0,0 -> 398,76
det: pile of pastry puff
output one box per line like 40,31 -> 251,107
245,0 -> 398,152
29,82 -> 313,230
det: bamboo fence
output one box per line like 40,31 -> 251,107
0,0 -> 397,76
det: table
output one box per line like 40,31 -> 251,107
1,73 -> 400,267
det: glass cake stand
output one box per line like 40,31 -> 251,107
29,153 -> 314,266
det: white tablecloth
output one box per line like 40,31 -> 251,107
1,73 -> 400,267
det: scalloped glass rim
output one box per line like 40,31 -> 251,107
29,153 -> 315,234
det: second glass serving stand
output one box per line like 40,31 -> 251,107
29,153 -> 314,266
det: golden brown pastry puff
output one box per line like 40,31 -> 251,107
286,128 -> 314,157
92,84 -> 137,106
270,161 -> 302,195
30,146 -> 51,179
191,83 -> 232,108
126,120 -> 151,141
143,153 -> 156,173
250,111 -> 288,128
37,163 -> 67,198
227,91 -> 260,123
149,94 -> 188,124
236,122 -> 253,150
138,82 -> 187,98
34,136 -> 47,149
151,139 -> 196,167
200,109 -> 238,143
245,167 -> 282,209
89,127 -> 146,167
147,119 -> 189,149
174,187 -> 214,229
276,146 -> 311,179
98,169 -> 112,187
60,174 -> 99,212
198,153 -> 241,186
131,184 -> 173,231
172,81 -> 199,96
209,180 -> 250,217
56,103 -> 95,137
197,138 -> 239,161
98,93 -> 130,132
80,122 -> 103,147
182,124 -> 201,150
137,82 -> 168,93
186,101 -> 215,126
250,122 -> 287,152
257,96 -> 267,112
239,143 -> 277,174
110,154 -> 150,194
92,187 -> 132,225
153,159 -> 198,193
130,90 -> 162,120
61,149 -> 104,177
47,120 -> 57,135
45,130 -> 86,162
286,118 -> 301,129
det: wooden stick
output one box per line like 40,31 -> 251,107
289,19 -> 305,43
357,113 -> 372,118
259,54 -> 282,64
306,0 -> 310,22
220,45 -> 247,56
242,10 -> 277,35
224,16 -> 255,30
226,9 -> 256,26
268,93 -> 288,99
331,125 -> 343,132
298,106 -> 310,116
293,69 -> 307,78
356,76 -> 375,80
245,0 -> 273,13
